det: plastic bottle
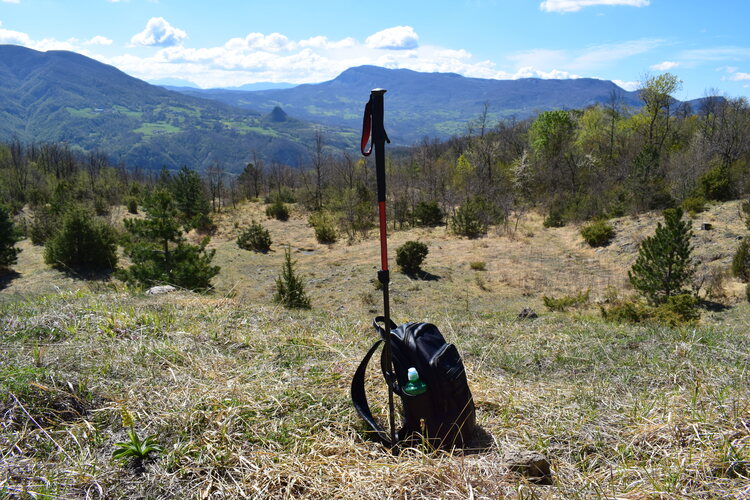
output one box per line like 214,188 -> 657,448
403,367 -> 427,395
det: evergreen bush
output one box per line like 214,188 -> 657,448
629,207 -> 695,304
732,239 -> 750,282
681,196 -> 707,216
450,196 -> 490,238
308,212 -> 337,244
580,220 -> 614,247
237,220 -> 272,253
118,190 -> 219,291
266,199 -> 289,221
274,247 -> 311,309
413,201 -> 444,227
43,205 -> 118,272
698,165 -> 734,202
30,205 -> 61,245
543,212 -> 565,228
0,205 -> 21,271
125,197 -> 139,214
396,241 -> 429,274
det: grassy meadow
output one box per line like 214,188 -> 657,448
2,201 -> 750,499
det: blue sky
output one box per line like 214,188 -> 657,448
1,0 -> 749,99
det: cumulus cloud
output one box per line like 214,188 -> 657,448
130,17 -> 187,47
728,72 -> 750,81
650,61 -> 679,71
365,26 -> 419,50
613,79 -> 640,91
85,35 -> 113,46
0,26 -> 31,45
540,0 -> 649,13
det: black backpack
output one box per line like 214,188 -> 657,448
351,316 -> 476,449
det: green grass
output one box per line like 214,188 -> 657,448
133,122 -> 182,136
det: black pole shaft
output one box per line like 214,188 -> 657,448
370,88 -> 396,446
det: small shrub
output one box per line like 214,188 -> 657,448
451,197 -> 490,239
698,165 -> 734,202
0,205 -> 21,270
396,241 -> 429,274
237,220 -> 272,253
44,205 -> 118,273
413,201 -> 444,227
30,205 -> 61,245
264,189 -> 296,204
681,196 -> 707,216
266,199 -> 289,221
600,294 -> 699,325
469,261 -> 486,271
191,213 -> 215,233
125,197 -> 139,214
93,197 -> 110,216
542,290 -> 590,312
732,239 -> 750,282
581,220 -> 614,247
543,212 -> 565,228
274,247 -> 311,309
308,212 -> 337,244
746,283 -> 750,303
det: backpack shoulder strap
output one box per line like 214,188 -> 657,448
350,338 -> 393,446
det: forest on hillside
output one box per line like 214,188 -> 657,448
1,74 -> 749,237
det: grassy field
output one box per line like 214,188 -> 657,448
1,202 -> 750,499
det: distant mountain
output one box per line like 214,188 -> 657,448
0,45 -> 350,171
228,82 -> 296,91
172,65 -> 649,144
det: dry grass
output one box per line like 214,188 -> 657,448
2,201 -> 750,498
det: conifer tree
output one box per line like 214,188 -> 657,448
119,190 -> 219,291
171,166 -> 211,229
44,204 -> 118,272
274,246 -> 311,309
0,205 -> 21,271
628,207 -> 695,304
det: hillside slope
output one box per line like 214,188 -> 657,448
174,65 -> 647,144
0,45 -> 352,170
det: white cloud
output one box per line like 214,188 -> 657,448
130,17 -> 187,47
728,72 -> 750,81
365,26 -> 419,50
613,79 -> 640,91
540,0 -> 649,13
2,0 -> 21,4
85,35 -> 113,46
0,26 -> 30,45
650,61 -> 679,71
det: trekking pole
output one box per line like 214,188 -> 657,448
361,88 -> 395,445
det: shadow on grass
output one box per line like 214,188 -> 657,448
404,270 -> 441,281
700,299 -> 732,312
0,270 -> 21,290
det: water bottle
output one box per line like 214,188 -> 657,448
403,367 -> 427,396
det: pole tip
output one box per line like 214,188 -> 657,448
371,88 -> 387,95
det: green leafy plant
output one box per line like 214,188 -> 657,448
113,428 -> 163,465
413,201 -> 444,227
543,212 -> 565,228
266,199 -> 290,221
469,261 -> 486,271
451,197 -> 491,238
308,212 -> 337,244
681,196 -> 706,216
274,247 -> 311,309
396,241 -> 429,275
732,239 -> 750,282
542,290 -> 590,312
237,220 -> 272,253
580,220 -> 614,247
